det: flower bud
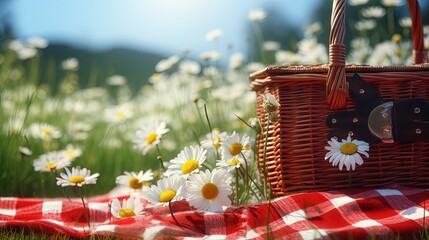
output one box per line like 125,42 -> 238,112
261,93 -> 280,113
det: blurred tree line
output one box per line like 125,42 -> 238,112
0,0 -> 166,95
0,0 -> 428,92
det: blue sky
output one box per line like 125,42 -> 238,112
8,0 -> 319,55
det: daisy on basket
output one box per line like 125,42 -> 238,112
325,136 -> 370,188
324,136 -> 370,172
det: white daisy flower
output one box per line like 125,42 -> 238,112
106,74 -> 127,86
304,22 -> 322,37
178,60 -> 201,75
248,9 -> 266,22
28,123 -> 62,141
33,151 -> 72,172
399,17 -> 412,28
248,117 -> 262,133
7,39 -> 24,52
325,136 -> 370,171
205,28 -> 222,42
220,132 -> 252,163
60,144 -> 82,160
61,57 -> 79,71
229,53 -> 245,70
361,6 -> 386,18
246,62 -> 265,73
155,55 -> 179,72
133,122 -> 169,155
199,51 -> 221,62
18,146 -> 32,156
201,128 -> 228,153
276,50 -> 301,64
142,175 -> 186,206
56,167 -> 99,187
216,156 -> 244,172
27,37 -> 49,49
165,145 -> 207,177
16,47 -> 37,60
115,170 -> 154,191
67,121 -> 92,141
104,103 -> 133,123
348,0 -> 369,6
110,197 -> 143,218
186,169 -> 232,212
382,0 -> 403,7
263,41 -> 281,51
355,20 -> 377,31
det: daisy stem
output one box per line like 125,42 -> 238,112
194,99 -> 205,131
387,7 -> 395,36
156,145 -> 165,171
241,154 -> 264,198
265,187 -> 274,239
234,113 -> 261,134
203,104 -> 213,134
241,153 -> 250,185
252,22 -> 267,64
75,186 -> 91,229
204,104 -> 221,161
262,113 -> 270,201
40,173 -> 46,197
18,155 -> 23,197
237,168 -> 262,203
168,201 -> 181,228
99,125 -> 113,147
235,168 -> 239,206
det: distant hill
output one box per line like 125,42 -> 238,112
39,43 -> 167,94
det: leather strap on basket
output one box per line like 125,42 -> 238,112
326,0 -> 427,110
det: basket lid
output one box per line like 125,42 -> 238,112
250,63 -> 429,80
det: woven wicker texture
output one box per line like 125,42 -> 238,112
250,0 -> 429,197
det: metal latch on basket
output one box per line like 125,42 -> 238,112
326,73 -> 429,144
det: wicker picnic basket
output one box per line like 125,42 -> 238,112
250,0 -> 429,197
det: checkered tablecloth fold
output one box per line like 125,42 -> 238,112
1,187 -> 429,239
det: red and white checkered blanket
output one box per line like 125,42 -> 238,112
1,187 -> 429,239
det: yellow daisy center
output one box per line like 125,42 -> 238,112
115,111 -> 126,120
228,158 -> 240,166
45,162 -> 56,170
69,175 -> 85,184
151,73 -> 161,81
146,133 -> 158,144
213,136 -> 221,149
229,143 -> 243,156
201,183 -> 219,200
392,34 -> 401,43
159,189 -> 176,202
65,150 -> 75,158
118,208 -> 136,218
182,159 -> 199,174
340,142 -> 358,155
128,177 -> 143,189
41,128 -> 52,136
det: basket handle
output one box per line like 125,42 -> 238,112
326,0 -> 428,109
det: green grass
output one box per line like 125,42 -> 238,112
0,42 -> 257,199
0,227 -> 123,240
